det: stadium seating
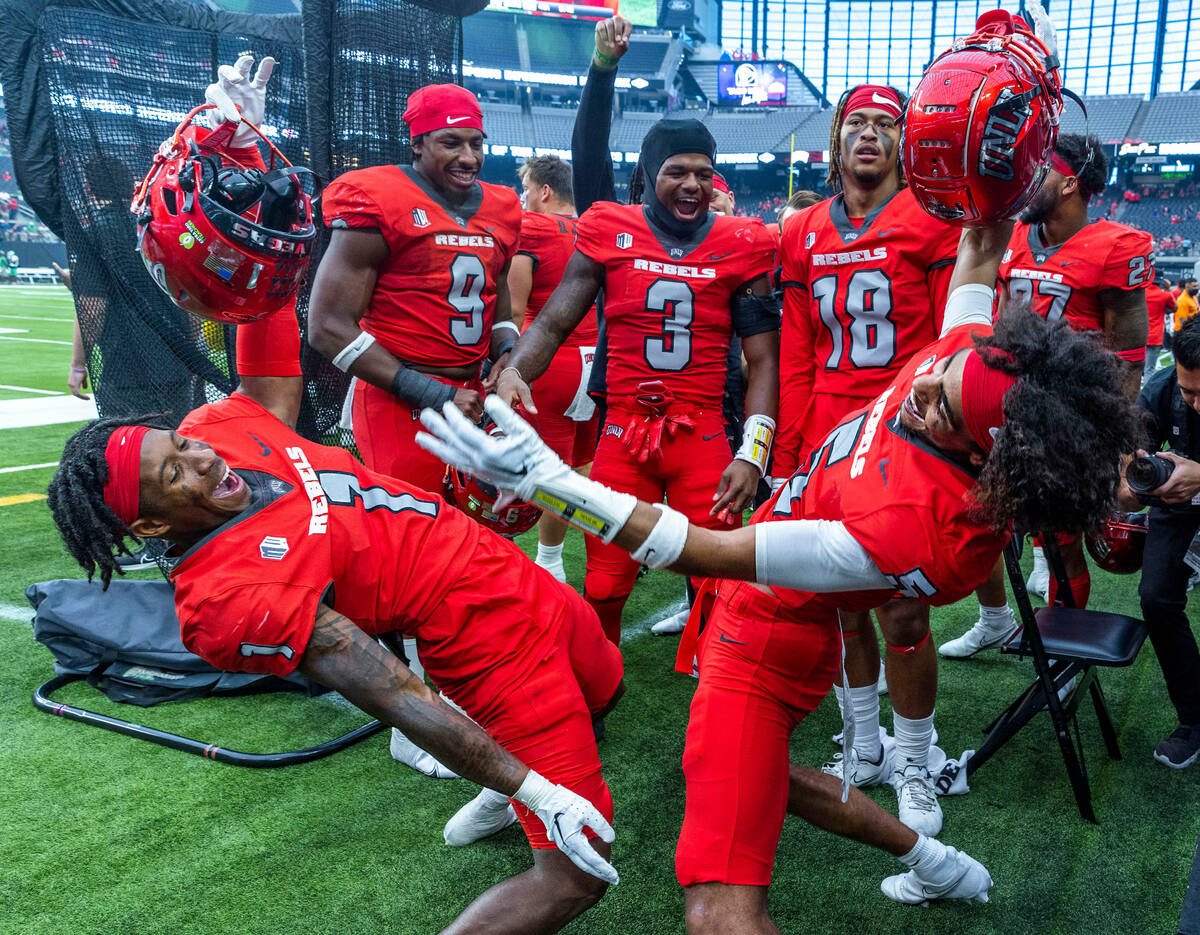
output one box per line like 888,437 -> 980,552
1058,94 -> 1141,144
1139,92 -> 1200,143
529,107 -> 578,150
463,13 -> 523,71
481,102 -> 526,143
703,107 -> 819,152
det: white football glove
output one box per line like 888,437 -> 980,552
202,54 -> 275,147
418,395 -> 637,543
1025,0 -> 1059,60
513,770 -> 618,885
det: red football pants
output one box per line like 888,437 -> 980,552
433,580 -> 623,850
528,345 -> 599,467
675,580 -> 841,887
585,402 -> 739,625
352,374 -> 481,497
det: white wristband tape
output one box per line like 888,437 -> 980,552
331,331 -> 376,372
628,503 -> 689,569
492,320 -> 520,335
735,413 -> 776,475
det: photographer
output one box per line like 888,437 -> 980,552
1122,314 -> 1200,768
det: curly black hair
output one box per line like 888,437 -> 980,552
46,414 -> 171,589
627,160 -> 645,205
1054,133 -> 1107,201
971,306 -> 1138,536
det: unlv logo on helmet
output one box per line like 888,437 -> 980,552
978,87 -> 1035,181
904,9 -> 1062,227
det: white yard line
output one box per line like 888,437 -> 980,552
0,395 -> 97,429
0,385 -> 63,396
0,314 -> 75,323
0,462 -> 59,474
0,602 -> 31,623
0,336 -> 72,346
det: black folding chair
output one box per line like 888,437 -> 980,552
965,536 -> 1148,822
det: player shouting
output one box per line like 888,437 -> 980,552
418,217 -> 1137,932
776,84 -> 960,834
495,118 -> 780,645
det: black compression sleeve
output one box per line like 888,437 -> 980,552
573,63 -> 618,213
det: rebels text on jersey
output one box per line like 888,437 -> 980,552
518,211 -> 599,347
775,188 -> 959,475
574,202 -> 777,407
322,165 -> 520,368
760,322 -> 1008,618
999,220 -> 1154,333
169,393 -> 562,695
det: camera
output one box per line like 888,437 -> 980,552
1127,452 -> 1176,500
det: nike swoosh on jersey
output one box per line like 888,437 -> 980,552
702,432 -> 723,441
709,251 -> 734,260
877,227 -> 900,238
249,433 -> 272,457
446,115 -> 472,124
718,632 -> 747,644
878,458 -> 890,486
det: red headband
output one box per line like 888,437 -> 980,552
843,85 -> 903,121
403,84 -> 484,138
1051,152 -> 1095,198
712,172 -> 729,194
103,425 -> 149,526
959,350 -> 1018,454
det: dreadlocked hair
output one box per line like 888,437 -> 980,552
825,85 -> 908,192
627,161 -> 645,205
47,414 -> 171,590
1055,132 -> 1107,201
970,305 -> 1138,537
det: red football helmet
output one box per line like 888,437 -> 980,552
1086,512 -> 1148,575
905,9 -> 1063,226
445,463 -> 540,539
131,104 -> 318,324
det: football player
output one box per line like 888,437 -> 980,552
776,85 -> 960,835
47,73 -> 623,935
419,218 -> 1137,932
507,155 -> 599,582
495,118 -> 780,645
307,83 -> 521,496
946,133 -> 1152,654
1145,275 -> 1175,382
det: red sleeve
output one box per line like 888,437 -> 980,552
517,211 -> 545,262
774,218 -> 815,477
1100,228 -> 1154,292
181,580 -> 325,677
742,219 -> 779,284
574,203 -> 613,265
924,228 -> 959,333
235,302 -> 302,377
322,175 -> 390,238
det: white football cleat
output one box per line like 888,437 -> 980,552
444,788 -> 518,846
939,617 -> 1019,658
822,732 -> 896,787
881,847 -> 993,906
390,728 -> 459,779
894,764 -> 943,837
651,604 -> 690,635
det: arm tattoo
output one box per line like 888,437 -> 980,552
299,605 -> 527,794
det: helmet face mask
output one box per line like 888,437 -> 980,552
131,106 -> 319,325
1086,512 -> 1148,575
904,10 -> 1063,227
445,465 -> 540,539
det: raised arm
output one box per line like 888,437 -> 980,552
572,16 -> 630,212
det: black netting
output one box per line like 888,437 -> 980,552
0,0 -> 472,443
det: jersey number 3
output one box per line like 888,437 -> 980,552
448,254 -> 486,346
812,269 -> 896,369
643,278 -> 694,371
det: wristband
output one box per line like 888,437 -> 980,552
593,50 -> 618,68
70,366 -> 86,374
390,365 -> 458,410
499,365 -> 523,382
629,503 -> 689,569
734,413 -> 776,475
513,769 -> 555,808
1115,346 -> 1147,363
492,320 -> 519,335
331,331 -> 376,372
493,337 -> 516,359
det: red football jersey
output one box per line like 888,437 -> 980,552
999,220 -> 1153,334
1146,283 -> 1174,345
170,393 -> 563,690
574,202 -> 777,407
775,188 -> 959,476
322,165 -> 520,368
758,321 -> 1008,617
518,211 -> 599,347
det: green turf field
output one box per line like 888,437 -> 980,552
2,284 -> 1199,934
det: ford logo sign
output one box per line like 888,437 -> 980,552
668,0 -> 691,10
